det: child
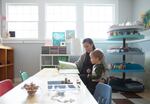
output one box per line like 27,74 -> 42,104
88,49 -> 108,94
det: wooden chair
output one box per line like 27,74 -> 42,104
0,79 -> 13,96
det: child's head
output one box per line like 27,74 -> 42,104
90,49 -> 104,64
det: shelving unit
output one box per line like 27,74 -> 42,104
40,54 -> 69,69
0,45 -> 14,81
40,46 -> 79,69
40,54 -> 79,69
107,26 -> 145,92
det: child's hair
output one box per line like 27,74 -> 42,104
90,49 -> 104,61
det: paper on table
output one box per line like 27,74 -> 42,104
59,69 -> 79,74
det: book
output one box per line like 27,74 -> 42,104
59,61 -> 77,69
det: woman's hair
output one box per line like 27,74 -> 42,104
90,49 -> 104,61
82,38 -> 96,50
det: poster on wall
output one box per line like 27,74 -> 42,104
52,32 -> 65,46
66,30 -> 75,40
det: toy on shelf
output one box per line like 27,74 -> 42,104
107,21 -> 144,39
107,47 -> 144,55
141,10 -> 150,29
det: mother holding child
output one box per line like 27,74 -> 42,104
75,38 -> 109,94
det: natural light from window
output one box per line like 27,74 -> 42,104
45,6 -> 76,39
7,5 -> 38,39
84,5 -> 114,39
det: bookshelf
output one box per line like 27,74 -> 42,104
40,46 -> 79,69
0,45 -> 14,81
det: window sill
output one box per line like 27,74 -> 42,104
2,38 -> 45,44
1,38 -> 150,44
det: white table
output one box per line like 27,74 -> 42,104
1,68 -> 98,104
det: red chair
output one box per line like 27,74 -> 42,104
0,79 -> 13,96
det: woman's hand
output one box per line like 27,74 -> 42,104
86,68 -> 91,78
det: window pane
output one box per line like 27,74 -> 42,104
84,5 -> 114,39
8,22 -> 38,39
45,5 -> 76,39
84,22 -> 112,39
46,6 -> 76,21
7,4 -> 39,39
84,5 -> 113,22
46,22 -> 75,39
7,5 -> 38,21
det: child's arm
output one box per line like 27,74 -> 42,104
94,67 -> 103,79
92,64 -> 105,81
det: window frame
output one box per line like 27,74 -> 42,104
5,3 -> 39,39
45,4 -> 77,39
1,1 -> 117,42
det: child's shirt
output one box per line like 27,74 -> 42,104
91,64 -> 105,81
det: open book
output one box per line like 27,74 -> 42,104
59,61 -> 77,69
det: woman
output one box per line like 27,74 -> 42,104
75,38 -> 95,93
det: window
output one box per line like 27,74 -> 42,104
45,5 -> 76,39
84,5 -> 114,39
7,4 -> 38,39
4,2 -> 115,40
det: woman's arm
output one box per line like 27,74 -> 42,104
75,53 -> 86,72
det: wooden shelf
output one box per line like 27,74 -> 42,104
0,45 -> 14,81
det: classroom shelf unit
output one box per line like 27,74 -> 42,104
0,45 -> 14,81
107,26 -> 145,92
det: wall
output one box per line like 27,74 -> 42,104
131,40 -> 150,89
132,0 -> 150,89
0,0 -> 2,37
133,0 -> 150,21
118,0 -> 133,23
3,42 -> 43,81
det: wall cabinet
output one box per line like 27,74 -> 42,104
0,45 -> 14,81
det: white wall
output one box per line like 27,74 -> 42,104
3,43 -> 43,79
118,0 -> 133,23
0,0 -> 2,37
132,0 -> 150,89
133,0 -> 150,21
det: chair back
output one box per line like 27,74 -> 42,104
20,71 -> 29,81
0,79 -> 13,96
94,83 -> 112,104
